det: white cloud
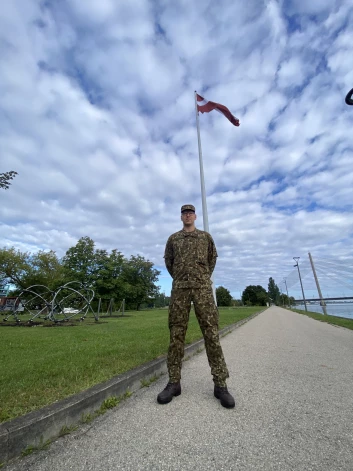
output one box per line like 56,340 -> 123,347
277,57 -> 306,88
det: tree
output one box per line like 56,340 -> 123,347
121,255 -> 161,310
279,293 -> 289,306
62,237 -> 97,285
231,299 -> 243,306
268,277 -> 280,305
216,286 -> 232,306
24,250 -> 65,290
0,171 -> 18,190
242,285 -> 268,306
94,249 -> 126,303
279,294 -> 295,307
62,239 -> 162,309
0,247 -> 64,290
257,290 -> 269,306
0,247 -> 30,289
153,292 -> 170,308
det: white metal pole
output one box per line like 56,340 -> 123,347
194,91 -> 216,303
194,91 -> 209,233
308,252 -> 327,315
293,257 -> 307,311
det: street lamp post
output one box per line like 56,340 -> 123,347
293,257 -> 307,312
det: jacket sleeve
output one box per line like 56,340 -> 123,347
164,236 -> 174,278
208,235 -> 218,274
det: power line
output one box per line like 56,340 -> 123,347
282,255 -> 353,296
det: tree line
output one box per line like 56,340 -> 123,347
0,236 -> 160,310
1,236 -> 294,310
216,277 -> 295,307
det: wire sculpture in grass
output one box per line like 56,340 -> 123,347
51,281 -> 96,323
2,282 -> 98,324
3,284 -> 53,323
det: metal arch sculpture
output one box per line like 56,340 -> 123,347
2,282 -> 98,324
51,281 -> 97,323
3,284 -> 53,323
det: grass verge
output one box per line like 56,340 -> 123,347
290,308 -> 353,330
0,306 -> 263,422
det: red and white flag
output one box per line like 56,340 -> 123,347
196,93 -> 240,127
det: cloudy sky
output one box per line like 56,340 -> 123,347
1,0 -> 353,300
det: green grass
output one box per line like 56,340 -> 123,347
291,308 -> 353,330
21,438 -> 51,457
0,306 -> 263,423
140,374 -> 160,388
58,424 -> 79,437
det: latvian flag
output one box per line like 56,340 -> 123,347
196,93 -> 240,127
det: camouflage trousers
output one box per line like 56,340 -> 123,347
167,286 -> 229,387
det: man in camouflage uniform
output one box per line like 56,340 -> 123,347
157,204 -> 235,408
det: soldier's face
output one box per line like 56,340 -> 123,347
181,211 -> 196,225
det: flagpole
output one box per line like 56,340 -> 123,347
194,91 -> 217,303
194,91 -> 209,233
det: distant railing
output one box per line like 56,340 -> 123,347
294,297 -> 353,303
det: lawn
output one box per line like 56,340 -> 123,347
290,308 -> 353,330
0,306 -> 263,423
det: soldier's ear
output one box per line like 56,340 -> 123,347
195,213 -> 197,220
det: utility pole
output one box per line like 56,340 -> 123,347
283,278 -> 290,307
308,252 -> 327,315
283,279 -> 289,299
293,257 -> 307,311
280,285 -> 284,306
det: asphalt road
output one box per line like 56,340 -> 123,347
5,307 -> 353,471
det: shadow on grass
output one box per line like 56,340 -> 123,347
0,319 -> 109,327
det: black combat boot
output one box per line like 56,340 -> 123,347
157,382 -> 181,404
214,385 -> 235,408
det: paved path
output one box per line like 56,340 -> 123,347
5,307 -> 353,471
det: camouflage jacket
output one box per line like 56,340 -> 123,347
164,228 -> 218,288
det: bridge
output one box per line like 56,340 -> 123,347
294,296 -> 353,303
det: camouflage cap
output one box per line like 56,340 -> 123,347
181,204 -> 195,213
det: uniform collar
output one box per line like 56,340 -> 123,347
181,228 -> 198,237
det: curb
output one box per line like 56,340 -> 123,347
0,308 -> 265,464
